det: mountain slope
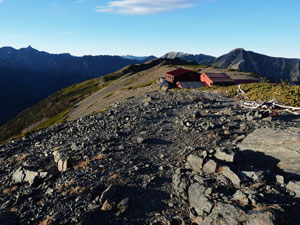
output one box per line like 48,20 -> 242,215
207,48 -> 300,83
0,46 -> 146,125
1,90 -> 300,225
161,51 -> 215,64
0,58 -> 198,143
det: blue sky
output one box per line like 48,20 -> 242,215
0,0 -> 300,58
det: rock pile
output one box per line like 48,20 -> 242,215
173,128 -> 300,224
0,90 -> 299,224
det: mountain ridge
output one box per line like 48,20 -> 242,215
207,48 -> 300,83
161,51 -> 215,64
1,45 -> 300,127
0,46 -> 152,125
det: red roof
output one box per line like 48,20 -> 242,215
167,68 -> 195,76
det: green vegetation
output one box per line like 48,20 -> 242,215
124,78 -> 136,86
133,78 -> 158,89
0,62 -> 159,144
241,83 -> 300,107
172,82 -> 300,107
0,79 -> 101,144
34,107 -> 71,131
104,92 -> 114,99
202,83 -> 300,107
121,86 -> 133,91
227,68 -> 239,72
102,71 -> 123,82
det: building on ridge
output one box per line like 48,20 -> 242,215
165,68 -> 201,85
201,73 -> 235,87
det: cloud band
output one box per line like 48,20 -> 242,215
96,0 -> 195,15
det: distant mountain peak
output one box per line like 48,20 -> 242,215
161,51 -> 215,64
207,48 -> 300,83
229,48 -> 246,54
233,48 -> 245,51
20,45 -> 39,53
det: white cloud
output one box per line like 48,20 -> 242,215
96,0 -> 196,15
0,0 -> 4,3
76,0 -> 86,3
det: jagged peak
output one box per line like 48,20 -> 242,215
230,48 -> 246,54
19,45 -> 39,53
161,51 -> 189,58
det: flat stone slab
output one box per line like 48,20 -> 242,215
238,128 -> 300,176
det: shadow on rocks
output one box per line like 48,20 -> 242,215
0,212 -> 18,225
143,138 -> 172,145
235,150 -> 300,181
275,114 -> 300,122
234,150 -> 300,225
81,185 -> 170,225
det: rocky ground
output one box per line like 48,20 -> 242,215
0,90 -> 300,225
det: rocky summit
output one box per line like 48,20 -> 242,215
0,90 -> 300,225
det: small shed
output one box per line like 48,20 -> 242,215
201,73 -> 235,87
165,68 -> 201,84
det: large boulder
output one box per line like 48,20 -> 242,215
238,128 -> 300,176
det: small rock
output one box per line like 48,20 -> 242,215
70,143 -> 79,151
58,159 -> 68,172
187,154 -> 203,173
215,148 -> 235,162
223,108 -> 232,116
286,180 -> 300,197
12,167 -> 25,183
241,171 -> 263,182
246,211 -> 275,225
202,160 -> 217,174
276,175 -> 284,185
12,167 -> 40,185
224,130 -> 230,135
52,151 -> 62,163
117,198 -> 130,214
247,115 -> 254,121
188,183 -> 212,216
45,188 -> 54,195
222,166 -> 240,187
204,188 -> 212,196
101,199 -> 115,211
186,122 -> 192,127
161,85 -> 169,92
233,190 -> 249,205
191,216 -> 203,225
23,169 -> 39,185
137,137 -> 144,144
